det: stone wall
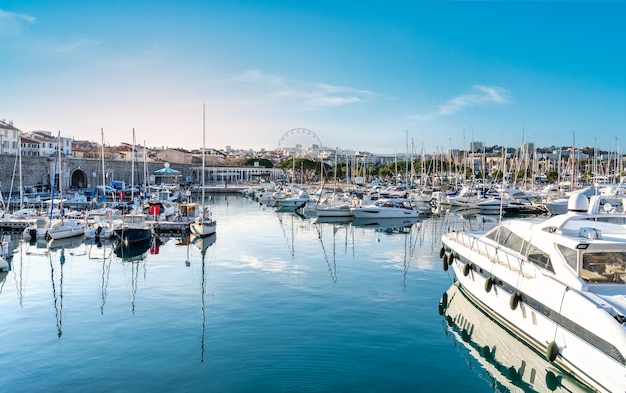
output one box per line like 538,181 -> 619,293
0,155 -> 193,193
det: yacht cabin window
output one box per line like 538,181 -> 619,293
582,252 -> 626,284
557,244 -> 578,272
526,243 -> 553,272
486,226 -> 553,272
486,226 -> 525,253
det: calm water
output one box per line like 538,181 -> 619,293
0,195 -> 578,393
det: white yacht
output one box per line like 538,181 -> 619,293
440,193 -> 626,392
350,198 -> 420,219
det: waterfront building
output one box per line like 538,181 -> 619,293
0,119 -> 20,156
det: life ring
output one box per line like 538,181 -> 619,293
484,277 -> 494,292
510,293 -> 521,310
546,341 -> 559,362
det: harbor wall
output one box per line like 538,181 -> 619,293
0,155 -> 193,194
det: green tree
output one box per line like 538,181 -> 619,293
545,171 -> 558,183
491,169 -> 503,181
278,158 -> 326,183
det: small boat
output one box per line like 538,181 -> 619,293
190,210 -> 217,237
84,212 -> 122,240
23,218 -> 50,240
47,218 -> 86,240
277,190 -> 310,209
113,214 -> 153,245
440,193 -> 626,392
351,198 -> 420,219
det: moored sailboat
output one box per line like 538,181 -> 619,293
190,104 -> 217,237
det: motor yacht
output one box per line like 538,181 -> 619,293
440,193 -> 626,392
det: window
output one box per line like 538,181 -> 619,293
486,226 -> 525,253
526,243 -> 553,272
557,244 -> 578,271
582,252 -> 626,284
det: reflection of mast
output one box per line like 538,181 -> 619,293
191,233 -> 215,362
314,223 -> 337,283
90,244 -> 113,315
12,242 -> 24,307
401,223 -> 420,291
101,257 -> 111,314
200,247 -> 206,362
130,262 -> 140,314
49,249 -> 65,337
276,212 -> 295,258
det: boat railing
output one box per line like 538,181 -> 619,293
450,231 -> 528,275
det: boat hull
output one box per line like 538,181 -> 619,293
47,219 -> 86,240
113,228 -> 153,244
190,219 -> 217,237
350,207 -> 419,219
315,205 -> 353,218
441,230 -> 626,393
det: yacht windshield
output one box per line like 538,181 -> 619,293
557,244 -> 578,272
582,252 -> 626,284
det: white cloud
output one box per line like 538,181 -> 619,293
410,85 -> 511,120
0,9 -> 35,36
42,37 -> 101,55
221,69 -> 377,109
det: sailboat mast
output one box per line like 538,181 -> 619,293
201,103 -> 206,211
101,128 -> 106,194
143,140 -> 147,197
18,135 -> 23,210
131,128 -> 135,201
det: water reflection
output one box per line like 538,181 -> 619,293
439,282 -> 594,392
48,248 -> 66,337
187,233 -> 217,362
113,237 -> 153,261
352,217 -> 420,233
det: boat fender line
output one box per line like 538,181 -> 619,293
510,293 -> 521,310
484,277 -> 494,293
463,263 -> 472,276
439,246 -> 446,259
548,287 -> 569,362
546,341 -> 559,362
442,257 -> 449,272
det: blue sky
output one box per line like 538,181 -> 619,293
2,1 -> 626,155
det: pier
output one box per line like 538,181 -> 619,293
0,218 -> 193,235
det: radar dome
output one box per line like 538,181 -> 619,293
568,193 -> 589,212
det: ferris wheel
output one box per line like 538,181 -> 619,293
277,128 -> 322,157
